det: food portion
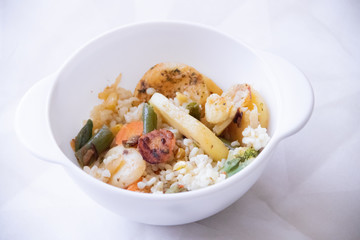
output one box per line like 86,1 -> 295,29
72,63 -> 270,194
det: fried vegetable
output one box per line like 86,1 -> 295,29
142,103 -> 157,133
74,119 -> 93,151
138,129 -> 175,164
115,121 -> 143,145
134,63 -> 219,105
186,102 -> 201,120
222,147 -> 258,177
75,125 -> 114,167
149,93 -> 228,161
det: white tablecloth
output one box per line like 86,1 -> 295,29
1,0 -> 359,239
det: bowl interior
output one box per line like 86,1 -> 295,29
49,22 -> 278,166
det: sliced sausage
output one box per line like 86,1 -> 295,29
138,129 -> 175,164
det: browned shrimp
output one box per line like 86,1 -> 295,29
138,129 -> 176,164
134,63 -> 222,105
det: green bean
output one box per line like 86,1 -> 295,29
91,125 -> 114,153
74,119 -> 93,151
143,103 -> 157,133
75,125 -> 114,167
75,143 -> 96,167
186,102 -> 201,120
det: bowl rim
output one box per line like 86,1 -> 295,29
48,20 -> 281,200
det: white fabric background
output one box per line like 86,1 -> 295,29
1,0 -> 360,239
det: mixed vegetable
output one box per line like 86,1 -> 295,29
71,63 -> 270,193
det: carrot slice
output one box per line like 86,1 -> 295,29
115,121 -> 143,145
127,178 -> 142,192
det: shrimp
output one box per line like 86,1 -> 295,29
102,145 -> 146,189
223,84 -> 252,109
205,94 -> 235,124
205,84 -> 252,135
134,63 -> 222,106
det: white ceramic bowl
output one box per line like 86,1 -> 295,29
15,21 -> 314,225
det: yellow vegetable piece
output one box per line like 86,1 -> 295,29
149,93 -> 228,161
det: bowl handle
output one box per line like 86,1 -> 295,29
255,51 -> 314,139
15,74 -> 68,167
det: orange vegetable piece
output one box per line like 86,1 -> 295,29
127,178 -> 142,192
115,121 -> 143,145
